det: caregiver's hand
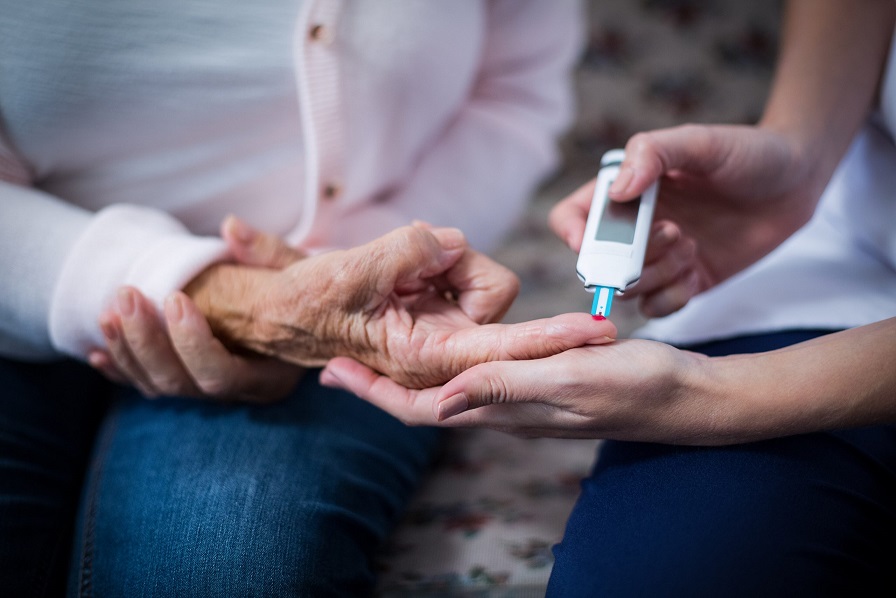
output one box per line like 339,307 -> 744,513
550,124 -> 824,317
319,337 -> 714,442
90,216 -> 306,402
321,318 -> 896,446
186,223 -> 615,389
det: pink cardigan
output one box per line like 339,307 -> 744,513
0,0 -> 584,360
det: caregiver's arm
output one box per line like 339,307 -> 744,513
549,0 -> 896,317
322,318 -> 896,445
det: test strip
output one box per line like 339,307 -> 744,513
591,285 -> 614,317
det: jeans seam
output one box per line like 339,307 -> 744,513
75,405 -> 120,598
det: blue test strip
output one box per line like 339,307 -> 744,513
590,286 -> 614,317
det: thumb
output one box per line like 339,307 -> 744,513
433,358 -> 547,422
221,215 -> 305,269
549,178 -> 596,252
353,226 -> 466,308
427,313 -> 615,420
609,124 -> 719,200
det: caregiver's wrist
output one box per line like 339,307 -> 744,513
687,351 -> 799,445
756,118 -> 836,200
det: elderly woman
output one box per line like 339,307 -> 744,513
0,1 -> 602,595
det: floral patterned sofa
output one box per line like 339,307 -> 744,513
376,1 -> 780,595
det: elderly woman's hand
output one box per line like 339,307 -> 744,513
89,216 -> 306,402
188,224 -> 616,389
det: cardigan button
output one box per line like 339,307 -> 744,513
322,182 -> 341,200
308,24 -> 332,45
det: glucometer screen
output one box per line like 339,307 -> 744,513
596,194 -> 640,244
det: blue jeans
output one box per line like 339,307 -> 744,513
0,359 -> 441,597
547,331 -> 896,597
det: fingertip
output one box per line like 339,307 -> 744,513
88,350 -> 107,369
608,164 -> 634,197
88,350 -> 126,384
427,226 -> 466,251
100,318 -> 118,342
164,292 -> 185,323
319,367 -> 343,389
650,220 -> 681,247
436,392 -> 468,421
116,286 -> 136,317
223,213 -> 256,245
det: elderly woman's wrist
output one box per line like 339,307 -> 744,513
184,263 -> 269,351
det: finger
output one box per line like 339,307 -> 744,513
165,292 -> 300,402
434,356 -> 584,422
321,357 -> 439,426
87,350 -> 129,385
447,313 -> 617,373
431,245 -> 520,324
643,220 -> 683,264
638,267 -> 701,318
221,214 -> 305,269
610,125 -> 722,200
625,226 -> 697,299
548,178 -> 596,251
117,287 -> 201,397
323,357 -> 577,433
353,226 -> 466,310
99,307 -> 159,398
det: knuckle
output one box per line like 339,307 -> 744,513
626,131 -> 651,153
197,376 -> 230,398
478,371 -> 511,406
153,375 -> 185,396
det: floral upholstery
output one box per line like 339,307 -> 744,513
376,1 -> 780,595
376,431 -> 602,597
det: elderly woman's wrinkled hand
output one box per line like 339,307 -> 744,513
89,216 -> 306,402
188,223 -> 616,389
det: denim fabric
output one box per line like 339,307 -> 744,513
547,330 -> 896,597
0,358 -> 440,597
0,358 -> 110,598
70,371 -> 441,597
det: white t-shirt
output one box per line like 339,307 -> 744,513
635,34 -> 896,346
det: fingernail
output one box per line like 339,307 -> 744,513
225,215 -> 254,244
165,293 -> 184,323
319,368 -> 342,388
437,393 -> 468,421
87,351 -> 105,368
609,165 -> 634,196
100,320 -> 117,341
429,227 -> 465,251
117,288 -> 135,317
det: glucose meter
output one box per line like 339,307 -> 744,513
575,149 -> 658,317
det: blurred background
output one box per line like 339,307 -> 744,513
495,0 -> 783,336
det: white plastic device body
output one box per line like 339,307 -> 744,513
576,149 -> 658,316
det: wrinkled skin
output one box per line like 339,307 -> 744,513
93,219 -> 617,399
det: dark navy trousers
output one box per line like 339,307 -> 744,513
548,331 -> 896,597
